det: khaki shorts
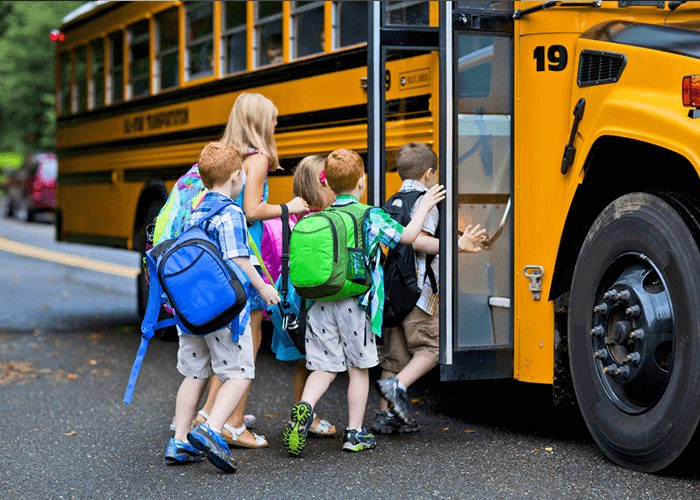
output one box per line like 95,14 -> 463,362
381,306 -> 439,373
305,297 -> 380,372
176,325 -> 255,381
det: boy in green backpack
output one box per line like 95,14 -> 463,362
283,149 -> 446,455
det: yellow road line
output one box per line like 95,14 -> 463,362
0,236 -> 140,279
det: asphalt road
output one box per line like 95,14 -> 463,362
1,217 -> 699,499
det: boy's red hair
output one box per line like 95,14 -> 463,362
198,142 -> 242,189
325,149 -> 364,194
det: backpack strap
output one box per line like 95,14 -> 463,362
123,250 -> 176,405
195,197 -> 235,229
279,204 -> 290,304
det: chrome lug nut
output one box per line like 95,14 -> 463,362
624,352 -> 641,365
629,329 -> 645,341
603,365 -> 617,375
617,290 -> 631,302
603,289 -> 618,300
594,349 -> 607,360
594,303 -> 609,314
590,326 -> 604,338
625,305 -> 641,318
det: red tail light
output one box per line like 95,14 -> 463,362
682,75 -> 700,107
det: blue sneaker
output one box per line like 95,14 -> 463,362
164,437 -> 203,464
282,401 -> 313,456
187,423 -> 238,473
342,428 -> 376,452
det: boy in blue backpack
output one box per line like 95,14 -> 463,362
282,149 -> 446,455
166,142 -> 280,472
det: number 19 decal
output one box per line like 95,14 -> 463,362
534,45 -> 568,72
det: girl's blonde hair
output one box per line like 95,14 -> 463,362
293,155 -> 326,210
221,93 -> 279,170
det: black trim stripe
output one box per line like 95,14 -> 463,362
56,95 -> 431,157
581,21 -> 700,60
57,47 -> 368,127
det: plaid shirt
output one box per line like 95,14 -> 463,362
399,179 -> 440,316
183,191 -> 251,337
333,195 -> 404,336
184,192 -> 250,260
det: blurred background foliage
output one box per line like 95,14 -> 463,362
0,1 -> 82,155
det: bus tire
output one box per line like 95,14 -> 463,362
568,192 -> 700,473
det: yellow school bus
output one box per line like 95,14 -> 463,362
55,1 -> 700,472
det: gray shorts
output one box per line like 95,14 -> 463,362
305,297 -> 379,372
176,325 -> 255,381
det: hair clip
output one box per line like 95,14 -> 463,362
319,170 -> 327,185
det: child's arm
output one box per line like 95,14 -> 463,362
413,233 -> 439,255
244,155 -> 308,220
399,184 -> 447,244
233,257 -> 281,306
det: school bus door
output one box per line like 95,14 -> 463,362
438,1 -> 514,381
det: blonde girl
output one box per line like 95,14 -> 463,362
195,93 -> 308,449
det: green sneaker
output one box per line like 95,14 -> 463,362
342,428 -> 376,452
282,401 -> 313,456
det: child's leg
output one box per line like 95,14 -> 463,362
174,377 -> 208,442
347,367 -> 369,430
200,376 -> 221,416
207,378 -> 253,432
396,308 -> 439,388
292,360 -> 308,402
226,309 -> 262,428
395,352 -> 438,388
378,370 -> 397,413
301,370 -> 337,408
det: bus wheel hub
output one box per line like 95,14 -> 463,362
589,253 -> 674,413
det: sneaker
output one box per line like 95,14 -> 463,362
370,411 -> 420,435
164,437 -> 203,464
376,377 -> 410,423
187,423 -> 238,473
342,428 -> 376,452
282,401 -> 313,457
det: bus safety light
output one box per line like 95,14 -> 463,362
682,75 -> 700,107
50,29 -> 65,43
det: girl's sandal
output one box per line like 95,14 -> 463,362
222,423 -> 269,449
193,409 -> 257,430
309,415 -> 336,437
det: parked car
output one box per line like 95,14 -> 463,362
4,152 -> 57,221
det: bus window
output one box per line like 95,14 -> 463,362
335,1 -> 367,48
255,2 -> 283,67
89,39 -> 104,110
186,2 -> 214,80
292,1 -> 324,59
156,8 -> 179,90
59,52 -> 71,115
222,1 -> 247,74
383,0 -> 430,26
109,31 -> 124,104
129,20 -> 150,98
73,46 -> 87,113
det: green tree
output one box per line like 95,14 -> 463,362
0,1 -> 81,154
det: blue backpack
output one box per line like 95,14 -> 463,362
123,198 -> 249,405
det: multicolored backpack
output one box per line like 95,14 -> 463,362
153,164 -> 207,246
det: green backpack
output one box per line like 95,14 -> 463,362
290,203 -> 373,301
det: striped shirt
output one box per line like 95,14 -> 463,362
399,179 -> 440,315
